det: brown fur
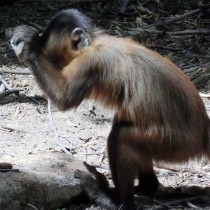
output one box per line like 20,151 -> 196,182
11,9 -> 210,210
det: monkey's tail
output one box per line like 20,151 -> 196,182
74,169 -> 118,210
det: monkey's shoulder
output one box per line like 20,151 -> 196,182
89,35 -> 165,65
92,35 -> 141,50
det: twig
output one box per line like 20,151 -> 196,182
0,125 -> 28,133
165,195 -> 209,206
152,195 -> 208,210
153,199 -> 174,208
110,20 -> 210,36
154,164 -> 200,174
52,0 -> 112,9
30,95 -> 46,101
109,20 -> 159,33
184,66 -> 199,73
27,97 -> 39,105
0,89 -> 20,99
83,147 -> 87,162
193,74 -> 210,88
53,0 -> 110,4
120,0 -> 130,13
19,18 -> 42,31
0,70 -> 31,74
47,99 -> 71,154
0,75 -> 13,90
0,169 -> 19,172
199,93 -> 210,98
93,164 -> 109,170
0,84 -> 5,93
0,75 -> 21,98
26,203 -> 39,210
98,147 -> 106,166
187,201 -> 201,209
0,125 -> 15,132
84,152 -> 104,155
144,8 -> 201,29
152,45 -> 183,52
0,126 -> 10,132
168,29 -> 210,35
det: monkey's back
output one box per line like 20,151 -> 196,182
88,35 -> 210,162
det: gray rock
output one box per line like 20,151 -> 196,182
0,152 -> 86,210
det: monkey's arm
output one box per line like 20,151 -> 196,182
27,53 -> 96,110
11,26 -> 95,110
27,53 -> 68,110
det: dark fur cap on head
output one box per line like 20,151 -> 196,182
41,9 -> 93,44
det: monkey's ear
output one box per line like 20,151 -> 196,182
71,27 -> 90,50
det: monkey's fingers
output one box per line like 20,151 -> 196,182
11,25 -> 38,46
11,40 -> 25,61
12,25 -> 38,41
11,25 -> 39,62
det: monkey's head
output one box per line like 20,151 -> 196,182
40,9 -> 94,68
10,9 -> 93,68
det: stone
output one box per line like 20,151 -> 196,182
0,152 -> 86,210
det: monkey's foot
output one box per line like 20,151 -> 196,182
136,172 -> 159,195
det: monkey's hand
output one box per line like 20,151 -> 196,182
10,25 -> 39,63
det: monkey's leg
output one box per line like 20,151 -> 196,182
107,121 -> 138,210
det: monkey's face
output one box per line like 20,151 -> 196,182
40,27 -> 91,70
39,8 -> 93,70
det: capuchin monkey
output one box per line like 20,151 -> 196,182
10,9 -> 210,210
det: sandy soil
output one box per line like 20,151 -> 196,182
0,65 -> 113,166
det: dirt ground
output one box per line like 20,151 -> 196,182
1,1 -> 210,209
0,66 -> 112,165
